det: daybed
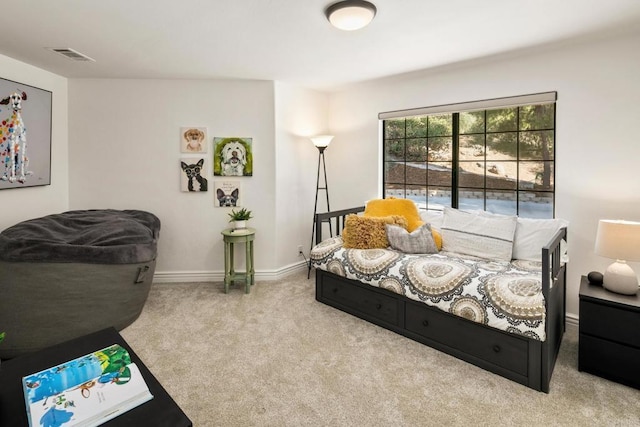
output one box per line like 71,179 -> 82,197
310,204 -> 567,393
0,209 -> 160,359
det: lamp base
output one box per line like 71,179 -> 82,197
603,260 -> 639,295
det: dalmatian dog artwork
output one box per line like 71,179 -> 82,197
220,140 -> 247,176
0,91 -> 31,183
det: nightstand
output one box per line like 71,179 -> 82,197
578,275 -> 640,389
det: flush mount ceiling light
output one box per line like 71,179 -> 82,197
325,0 -> 377,31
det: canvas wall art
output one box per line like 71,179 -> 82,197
213,137 -> 253,176
214,180 -> 242,207
180,127 -> 207,153
180,158 -> 208,192
0,78 -> 52,190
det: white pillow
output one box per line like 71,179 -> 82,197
513,217 -> 569,261
419,209 -> 444,230
441,207 -> 517,261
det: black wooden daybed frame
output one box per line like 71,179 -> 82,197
313,207 -> 567,393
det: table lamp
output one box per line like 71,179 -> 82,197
594,219 -> 640,295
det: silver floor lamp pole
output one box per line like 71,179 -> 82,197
308,136 -> 334,279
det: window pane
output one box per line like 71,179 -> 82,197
429,137 -> 452,161
458,189 -> 485,212
428,114 -> 452,137
519,131 -> 554,161
384,162 -> 405,184
385,139 -> 404,161
406,117 -> 428,138
428,186 -> 450,210
459,161 -> 484,188
406,162 -> 427,185
519,104 -> 554,130
384,184 -> 405,199
406,185 -> 427,209
428,162 -> 452,187
384,119 -> 405,139
487,133 -> 516,161
486,161 -> 517,189
486,190 -> 517,215
486,108 -> 517,132
518,192 -> 553,218
459,134 -> 484,161
406,138 -> 427,161
519,161 -> 554,191
459,111 -> 485,134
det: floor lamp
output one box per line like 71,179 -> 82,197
308,135 -> 334,279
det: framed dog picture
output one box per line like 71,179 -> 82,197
180,127 -> 207,153
214,180 -> 242,207
0,77 -> 52,190
180,158 -> 208,192
213,137 -> 253,176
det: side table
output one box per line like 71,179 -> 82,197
221,227 -> 255,294
578,275 -> 640,389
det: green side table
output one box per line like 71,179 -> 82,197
221,227 -> 256,294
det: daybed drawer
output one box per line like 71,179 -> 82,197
320,277 -> 399,326
405,302 -> 528,376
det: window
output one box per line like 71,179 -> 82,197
381,92 -> 556,218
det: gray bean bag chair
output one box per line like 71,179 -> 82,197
0,209 -> 160,359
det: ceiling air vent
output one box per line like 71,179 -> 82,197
46,47 -> 95,62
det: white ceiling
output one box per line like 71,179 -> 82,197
2,0 -> 640,91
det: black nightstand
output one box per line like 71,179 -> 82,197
579,275 -> 640,389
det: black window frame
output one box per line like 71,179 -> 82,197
382,97 -> 556,218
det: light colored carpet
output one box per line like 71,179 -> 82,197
121,270 -> 640,426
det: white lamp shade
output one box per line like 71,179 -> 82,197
326,1 -> 377,31
310,135 -> 334,148
595,219 -> 640,261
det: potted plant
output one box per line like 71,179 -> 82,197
228,207 -> 253,229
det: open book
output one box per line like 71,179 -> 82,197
22,344 -> 153,427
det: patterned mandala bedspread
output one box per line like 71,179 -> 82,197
311,237 -> 548,342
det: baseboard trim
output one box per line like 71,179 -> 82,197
153,260 -> 308,283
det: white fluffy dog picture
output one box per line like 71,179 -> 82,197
180,127 -> 207,153
213,137 -> 253,176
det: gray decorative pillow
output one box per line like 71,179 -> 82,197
385,223 -> 438,254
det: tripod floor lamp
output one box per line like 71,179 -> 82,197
308,135 -> 334,278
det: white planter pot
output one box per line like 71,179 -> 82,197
233,220 -> 247,229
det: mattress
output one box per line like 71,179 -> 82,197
311,236 -> 547,341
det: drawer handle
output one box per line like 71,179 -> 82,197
493,345 -> 501,353
422,320 -> 429,327
376,303 -> 382,310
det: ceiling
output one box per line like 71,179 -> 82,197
2,0 -> 640,91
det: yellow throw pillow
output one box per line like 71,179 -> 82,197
364,198 -> 423,232
342,215 -> 408,249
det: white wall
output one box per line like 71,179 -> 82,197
0,54 -> 68,230
68,79 -> 277,279
274,83 -> 330,269
327,30 -> 640,318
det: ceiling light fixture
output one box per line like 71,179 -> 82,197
325,0 -> 377,31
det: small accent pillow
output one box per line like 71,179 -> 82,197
386,223 -> 438,254
364,198 -> 423,232
342,214 -> 408,249
441,207 -> 517,261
